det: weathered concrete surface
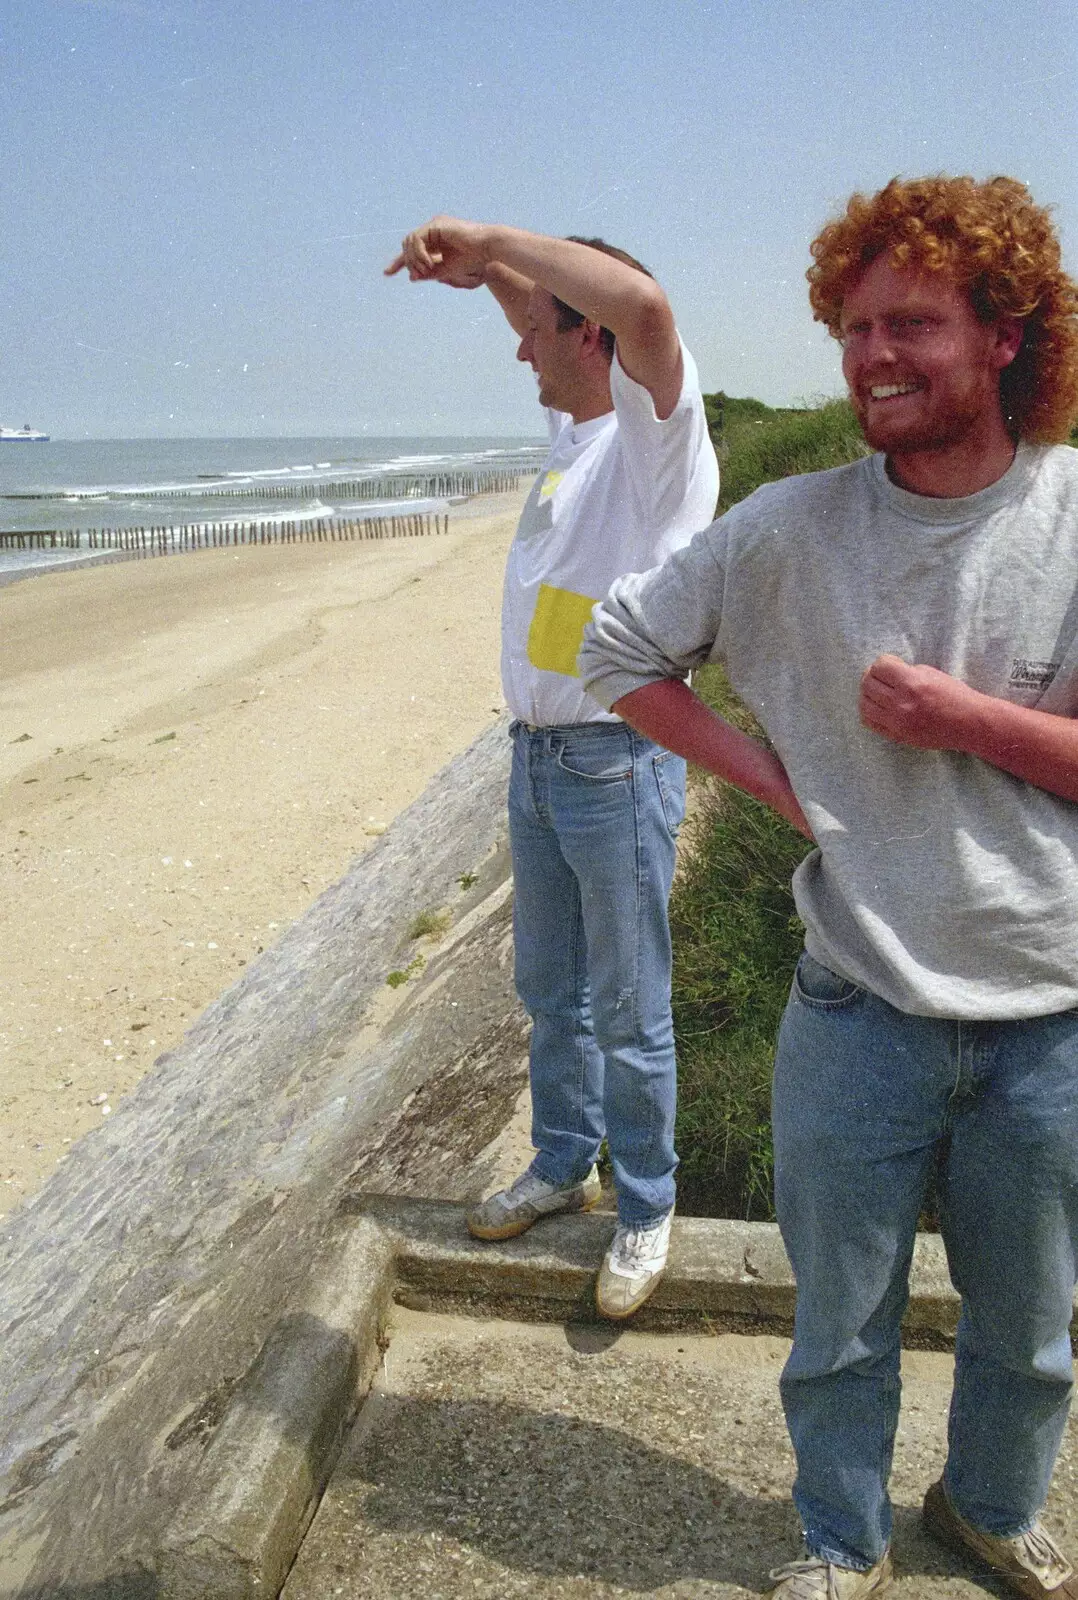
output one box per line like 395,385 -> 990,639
137,1200 -> 1078,1598
0,717 -> 529,1599
281,1306 -> 1078,1599
156,1218 -> 395,1600
349,1194 -> 976,1344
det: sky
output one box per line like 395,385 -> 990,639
2,0 -> 1077,439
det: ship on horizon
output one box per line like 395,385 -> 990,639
0,424 -> 49,441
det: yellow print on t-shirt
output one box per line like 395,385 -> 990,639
527,584 -> 598,678
538,470 -> 564,503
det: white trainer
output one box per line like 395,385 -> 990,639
466,1164 -> 601,1240
767,1551 -> 893,1598
595,1209 -> 673,1319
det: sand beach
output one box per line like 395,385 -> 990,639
0,486 -> 527,1217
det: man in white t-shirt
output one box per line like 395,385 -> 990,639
387,216 -> 718,1317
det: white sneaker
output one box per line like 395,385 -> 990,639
767,1551 -> 893,1598
595,1209 -> 673,1319
466,1164 -> 601,1240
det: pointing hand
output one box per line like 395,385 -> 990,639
385,216 -> 489,289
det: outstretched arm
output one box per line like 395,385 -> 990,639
614,679 -> 812,838
386,215 -> 683,417
860,654 -> 1078,803
482,262 -> 534,338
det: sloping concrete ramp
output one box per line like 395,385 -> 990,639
0,718 -> 530,1598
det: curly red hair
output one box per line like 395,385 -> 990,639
807,175 -> 1078,443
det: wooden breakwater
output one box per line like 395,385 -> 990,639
0,529 -> 82,549
0,510 -> 450,555
148,467 -> 531,505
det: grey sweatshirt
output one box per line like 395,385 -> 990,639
580,443 -> 1078,1019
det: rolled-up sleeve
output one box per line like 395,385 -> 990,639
579,519 -> 729,710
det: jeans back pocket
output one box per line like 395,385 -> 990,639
653,749 -> 687,836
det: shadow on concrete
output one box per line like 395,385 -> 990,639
289,1395 -> 1010,1593
16,1577 -> 158,1600
561,1321 -> 626,1354
336,1391 -> 797,1590
300,1392 -> 992,1595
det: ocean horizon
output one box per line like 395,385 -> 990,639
0,434 -> 546,581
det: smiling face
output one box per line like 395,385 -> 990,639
840,255 -> 1022,490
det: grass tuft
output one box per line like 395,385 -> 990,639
407,907 -> 453,941
386,953 -> 425,988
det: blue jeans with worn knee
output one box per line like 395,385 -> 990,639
508,720 -> 685,1226
774,951 -> 1078,1570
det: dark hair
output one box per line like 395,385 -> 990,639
808,175 -> 1078,443
551,236 -> 655,361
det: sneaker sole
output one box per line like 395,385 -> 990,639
466,1190 -> 601,1242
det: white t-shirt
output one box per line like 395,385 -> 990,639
500,339 -> 718,726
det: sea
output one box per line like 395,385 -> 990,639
0,435 -> 547,584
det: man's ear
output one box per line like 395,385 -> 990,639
993,315 -> 1024,371
578,318 -> 606,359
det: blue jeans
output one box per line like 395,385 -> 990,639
774,952 -> 1078,1570
508,720 -> 685,1226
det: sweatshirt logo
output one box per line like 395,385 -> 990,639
1008,657 -> 1059,691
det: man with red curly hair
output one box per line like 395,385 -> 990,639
581,175 -> 1078,1599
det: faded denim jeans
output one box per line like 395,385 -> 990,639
508,720 -> 685,1226
774,950 -> 1078,1570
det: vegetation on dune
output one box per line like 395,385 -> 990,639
669,394 -> 862,1218
709,392 -> 867,511
670,665 -> 812,1219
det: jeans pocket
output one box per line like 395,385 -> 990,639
653,750 -> 687,837
794,951 -> 865,1010
555,739 -> 632,783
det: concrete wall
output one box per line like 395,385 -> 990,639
0,717 -> 529,1598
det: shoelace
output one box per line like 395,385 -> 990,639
1009,1521 -> 1073,1581
767,1557 -> 843,1599
504,1171 -> 548,1202
612,1222 -> 664,1268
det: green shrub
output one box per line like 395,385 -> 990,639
713,397 -> 867,512
670,665 -> 813,1217
669,395 -> 863,1217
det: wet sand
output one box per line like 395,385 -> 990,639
0,487 -> 527,1216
